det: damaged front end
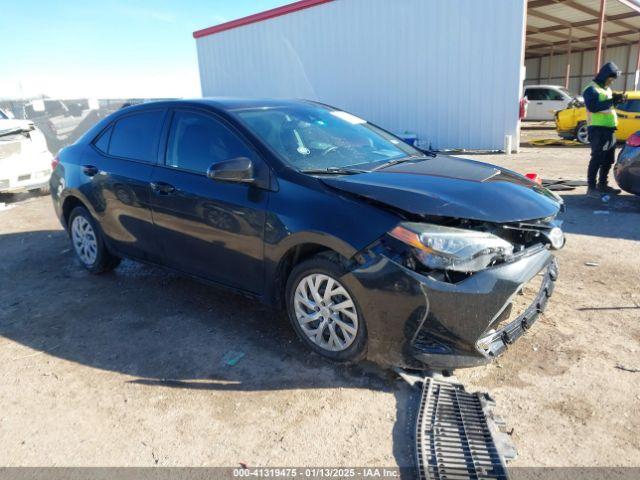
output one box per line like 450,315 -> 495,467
344,216 -> 563,370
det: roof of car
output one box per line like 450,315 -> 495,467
123,98 -> 317,113
525,85 -> 566,89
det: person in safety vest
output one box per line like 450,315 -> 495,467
583,62 -> 627,197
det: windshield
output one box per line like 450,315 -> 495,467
234,103 -> 421,171
559,87 -> 574,97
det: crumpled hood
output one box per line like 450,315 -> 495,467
320,156 -> 563,223
0,119 -> 35,135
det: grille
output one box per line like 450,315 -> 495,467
416,378 -> 515,480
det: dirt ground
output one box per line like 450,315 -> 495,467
1,134 -> 639,469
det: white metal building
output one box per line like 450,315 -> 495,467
194,0 -> 640,151
194,0 -> 527,151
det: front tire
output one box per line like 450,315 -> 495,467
285,256 -> 367,363
68,206 -> 120,274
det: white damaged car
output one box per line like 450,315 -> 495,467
0,114 -> 54,195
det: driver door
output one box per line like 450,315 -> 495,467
149,108 -> 269,294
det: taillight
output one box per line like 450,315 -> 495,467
51,156 -> 60,171
626,132 -> 640,147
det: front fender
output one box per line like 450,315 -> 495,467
260,176 -> 401,306
269,230 -> 359,263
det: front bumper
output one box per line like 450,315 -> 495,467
0,149 -> 53,193
0,176 -> 50,193
343,245 -> 558,370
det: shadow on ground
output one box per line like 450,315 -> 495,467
558,192 -> 640,242
0,229 -> 418,472
0,190 -> 48,206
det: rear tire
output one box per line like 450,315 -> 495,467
39,185 -> 50,195
285,256 -> 367,363
68,206 -> 120,274
576,122 -> 589,144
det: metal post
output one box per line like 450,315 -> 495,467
538,57 -> 543,84
595,0 -> 607,74
624,44 -> 632,90
635,37 -> 640,90
565,28 -> 573,89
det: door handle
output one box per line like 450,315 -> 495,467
150,181 -> 176,195
536,102 -> 543,105
82,165 -> 99,177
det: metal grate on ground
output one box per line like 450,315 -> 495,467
416,378 -> 517,480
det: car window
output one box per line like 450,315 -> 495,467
165,110 -> 254,174
93,125 -> 113,153
235,103 -> 420,172
525,88 -> 544,101
45,100 -> 68,116
108,110 -> 165,162
559,87 -> 574,97
618,100 -> 640,113
547,89 -> 565,101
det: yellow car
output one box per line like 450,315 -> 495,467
555,91 -> 640,144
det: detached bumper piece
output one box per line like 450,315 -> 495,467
416,378 -> 517,480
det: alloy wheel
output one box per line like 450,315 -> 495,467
71,215 -> 98,266
293,273 -> 358,352
577,124 -> 589,144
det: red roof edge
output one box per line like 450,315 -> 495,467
193,0 -> 336,39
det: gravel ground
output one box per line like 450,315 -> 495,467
0,142 -> 639,469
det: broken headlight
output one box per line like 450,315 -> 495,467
389,223 -> 514,273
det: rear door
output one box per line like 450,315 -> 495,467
82,108 -> 167,261
149,108 -> 268,294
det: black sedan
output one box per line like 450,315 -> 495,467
615,131 -> 640,195
50,99 -> 564,371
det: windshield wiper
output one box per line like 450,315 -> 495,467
372,153 -> 435,171
300,167 -> 368,175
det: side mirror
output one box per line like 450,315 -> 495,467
207,157 -> 255,184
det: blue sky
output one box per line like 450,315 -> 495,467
0,0 -> 290,99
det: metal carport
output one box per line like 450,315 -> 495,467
525,0 -> 640,93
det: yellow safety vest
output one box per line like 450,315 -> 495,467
583,81 -> 617,128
